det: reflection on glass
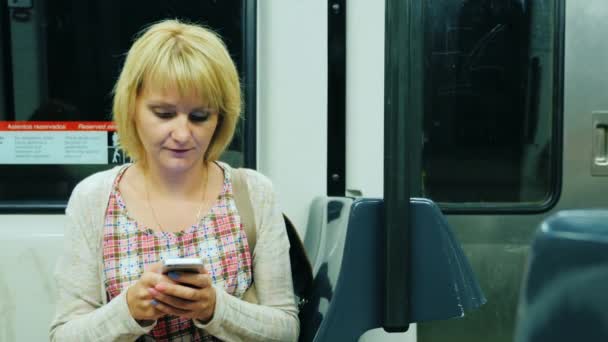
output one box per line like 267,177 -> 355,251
421,0 -> 557,205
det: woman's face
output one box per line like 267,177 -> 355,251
134,85 -> 219,174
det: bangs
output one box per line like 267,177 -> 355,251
113,19 -> 241,162
141,39 -> 223,111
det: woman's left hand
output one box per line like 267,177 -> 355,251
148,270 -> 217,322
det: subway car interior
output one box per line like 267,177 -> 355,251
2,0 -> 608,341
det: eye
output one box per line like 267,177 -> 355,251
189,109 -> 211,123
153,110 -> 175,119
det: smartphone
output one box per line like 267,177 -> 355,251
161,258 -> 205,274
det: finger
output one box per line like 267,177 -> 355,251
149,288 -> 196,310
136,286 -> 154,300
155,282 -> 202,301
130,281 -> 158,301
144,262 -> 163,273
140,271 -> 166,287
151,298 -> 191,316
148,306 -> 167,320
167,272 -> 213,288
146,298 -> 168,317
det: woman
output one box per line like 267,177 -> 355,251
50,19 -> 299,341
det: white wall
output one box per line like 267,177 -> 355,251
257,0 -> 328,234
345,0 -> 385,200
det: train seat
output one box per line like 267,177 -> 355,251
300,197 -> 485,341
0,216 -> 65,341
515,209 -> 608,342
303,196 -> 353,277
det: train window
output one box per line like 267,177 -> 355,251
421,0 -> 561,209
0,1 -> 254,211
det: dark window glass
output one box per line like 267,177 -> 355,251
421,0 -> 559,207
0,0 -> 250,209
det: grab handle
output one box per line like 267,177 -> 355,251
592,111 -> 608,175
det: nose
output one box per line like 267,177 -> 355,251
170,114 -> 192,144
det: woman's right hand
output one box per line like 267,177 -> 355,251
126,263 -> 168,321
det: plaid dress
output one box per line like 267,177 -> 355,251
102,166 -> 253,341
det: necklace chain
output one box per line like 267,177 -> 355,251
144,163 -> 209,232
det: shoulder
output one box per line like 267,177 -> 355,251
63,165 -> 127,247
219,162 -> 275,195
67,164 -> 127,208
72,165 -> 125,195
240,168 -> 274,194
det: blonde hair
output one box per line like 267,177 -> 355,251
112,19 -> 241,163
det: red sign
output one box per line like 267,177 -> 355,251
0,121 -> 116,131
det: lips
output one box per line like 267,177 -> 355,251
165,147 -> 193,156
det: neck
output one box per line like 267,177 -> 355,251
140,161 -> 209,199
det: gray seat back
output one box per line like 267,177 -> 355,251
300,197 -> 485,341
515,210 -> 608,342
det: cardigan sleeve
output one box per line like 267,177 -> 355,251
193,169 -> 300,341
49,174 -> 154,342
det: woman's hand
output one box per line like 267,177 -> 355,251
147,268 -> 217,322
126,263 -> 169,322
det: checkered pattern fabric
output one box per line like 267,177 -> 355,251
102,167 -> 252,341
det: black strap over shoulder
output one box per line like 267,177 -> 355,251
283,215 -> 313,302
